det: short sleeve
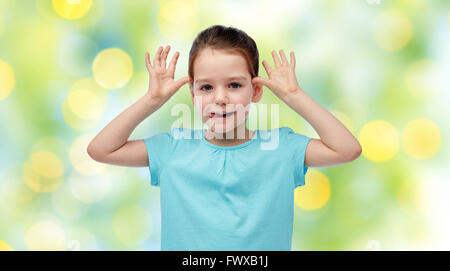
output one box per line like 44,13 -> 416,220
143,130 -> 174,187
283,127 -> 313,188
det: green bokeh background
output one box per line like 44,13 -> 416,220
0,0 -> 449,250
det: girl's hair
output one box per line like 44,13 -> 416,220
188,25 -> 259,89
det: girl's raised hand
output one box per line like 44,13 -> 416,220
145,45 -> 191,103
251,50 -> 301,101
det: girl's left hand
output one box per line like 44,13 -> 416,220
251,50 -> 301,101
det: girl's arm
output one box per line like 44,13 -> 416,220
87,94 -> 163,167
87,45 -> 191,167
252,50 -> 362,168
280,88 -> 362,167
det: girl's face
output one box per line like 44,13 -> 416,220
190,48 -> 262,135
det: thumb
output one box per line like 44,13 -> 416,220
174,76 -> 191,89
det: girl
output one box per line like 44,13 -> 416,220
87,25 -> 362,251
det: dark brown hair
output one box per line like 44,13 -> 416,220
188,25 -> 259,90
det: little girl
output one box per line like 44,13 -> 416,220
87,25 -> 362,251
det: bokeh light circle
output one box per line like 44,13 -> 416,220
24,151 -> 64,193
67,85 -> 104,119
358,120 -> 399,162
0,59 -> 15,100
92,48 -> 133,89
294,169 -> 330,210
372,10 -> 413,51
52,0 -> 93,20
30,151 -> 64,179
25,220 -> 66,250
62,78 -> 108,131
157,0 -> 198,41
402,118 -> 441,159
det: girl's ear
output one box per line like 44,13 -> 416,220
252,83 -> 263,103
190,89 -> 196,105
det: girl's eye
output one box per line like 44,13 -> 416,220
200,85 -> 212,91
230,82 -> 241,88
199,83 -> 241,91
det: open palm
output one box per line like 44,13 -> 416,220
145,45 -> 190,102
252,50 -> 301,101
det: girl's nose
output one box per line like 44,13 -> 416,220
213,87 -> 229,104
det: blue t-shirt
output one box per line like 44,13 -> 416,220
143,126 -> 312,251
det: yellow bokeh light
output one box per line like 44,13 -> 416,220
92,48 -> 133,89
23,161 -> 62,193
402,118 -> 441,159
62,78 -> 108,131
359,120 -> 399,162
30,151 -> 64,179
0,240 -> 13,251
113,205 -> 152,245
24,150 -> 64,193
61,99 -> 98,131
52,0 -> 93,20
372,10 -> 413,51
67,85 -> 106,119
0,59 -> 14,100
157,0 -> 198,41
25,220 -> 66,250
405,59 -> 445,99
294,169 -> 330,210
70,134 -> 107,175
31,136 -> 68,164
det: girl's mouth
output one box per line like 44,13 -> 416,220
210,111 -> 235,119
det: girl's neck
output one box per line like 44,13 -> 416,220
204,126 -> 255,147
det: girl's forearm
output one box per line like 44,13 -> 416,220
87,93 -> 164,156
281,87 -> 361,155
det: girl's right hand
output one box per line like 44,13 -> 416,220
145,45 -> 191,104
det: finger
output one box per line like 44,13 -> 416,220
261,60 -> 273,75
145,52 -> 153,71
279,49 -> 288,66
161,45 -> 170,68
251,76 -> 270,87
167,51 -> 180,77
272,50 -> 281,67
290,51 -> 295,69
176,76 -> 191,88
153,46 -> 163,67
